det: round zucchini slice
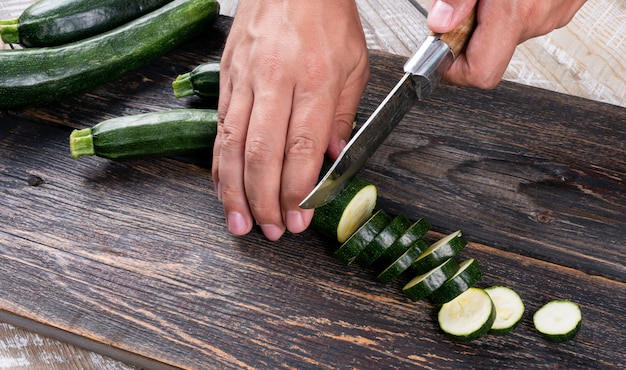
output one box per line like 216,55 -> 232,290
485,286 -> 525,334
429,258 -> 483,304
411,230 -> 467,275
376,240 -> 427,284
374,217 -> 431,269
402,258 -> 459,302
438,287 -> 496,342
333,210 -> 391,265
310,177 -> 377,243
356,214 -> 412,267
533,300 -> 582,343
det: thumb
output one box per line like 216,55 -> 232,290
427,0 -> 478,33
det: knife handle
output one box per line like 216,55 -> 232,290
438,7 -> 477,58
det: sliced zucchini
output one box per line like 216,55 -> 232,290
438,287 -> 496,341
374,217 -> 431,269
356,214 -> 412,267
333,210 -> 391,265
411,230 -> 467,275
310,177 -> 377,243
376,239 -> 428,284
402,258 -> 459,302
485,286 -> 525,335
533,300 -> 582,343
429,258 -> 483,304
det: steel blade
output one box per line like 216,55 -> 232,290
299,72 -> 418,208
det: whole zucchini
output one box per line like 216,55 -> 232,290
0,0 -> 220,110
70,109 -> 218,160
0,0 -> 174,47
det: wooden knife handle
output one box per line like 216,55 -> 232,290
438,7 -> 477,58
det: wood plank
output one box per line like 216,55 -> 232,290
2,15 -> 625,369
1,116 -> 625,368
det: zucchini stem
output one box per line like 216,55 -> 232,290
69,128 -> 96,159
172,72 -> 195,98
0,22 -> 19,44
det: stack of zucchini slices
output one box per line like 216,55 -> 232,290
311,177 -> 581,343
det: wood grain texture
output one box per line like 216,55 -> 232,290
1,0 -> 625,368
1,14 -> 625,370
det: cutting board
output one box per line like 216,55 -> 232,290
1,16 -> 625,369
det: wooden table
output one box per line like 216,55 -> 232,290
1,1 -> 625,369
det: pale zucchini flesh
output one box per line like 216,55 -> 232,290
533,300 -> 582,342
336,185 -> 377,243
485,286 -> 525,334
438,287 -> 496,341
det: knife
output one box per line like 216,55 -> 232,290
299,8 -> 477,209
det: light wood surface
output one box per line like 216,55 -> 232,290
0,0 -> 624,369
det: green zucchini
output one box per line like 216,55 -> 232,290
173,61 -> 220,99
485,286 -> 525,335
533,300 -> 582,342
355,214 -> 411,267
438,287 -> 496,341
429,258 -> 483,304
310,177 -> 378,244
376,239 -> 428,284
402,258 -> 459,302
70,109 -> 217,160
333,210 -> 391,265
374,217 -> 431,269
411,230 -> 467,275
0,0 -> 220,110
0,0 -> 174,47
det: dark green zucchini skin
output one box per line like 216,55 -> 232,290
173,61 -> 220,99
0,0 -> 219,110
70,109 -> 218,160
5,0 -> 175,47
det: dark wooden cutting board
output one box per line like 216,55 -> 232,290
1,16 -> 624,369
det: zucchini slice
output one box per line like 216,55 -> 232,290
411,230 -> 467,275
356,214 -> 412,267
533,300 -> 582,343
374,217 -> 431,269
485,286 -> 525,335
333,210 -> 390,265
402,258 -> 459,302
310,177 -> 377,244
438,287 -> 496,341
429,258 -> 483,304
376,239 -> 428,284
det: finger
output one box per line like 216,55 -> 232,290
242,83 -> 294,241
326,59 -> 370,160
442,1 -> 518,88
216,82 -> 255,237
212,67 -> 232,198
280,52 -> 369,235
427,0 -> 478,33
281,86 -> 336,234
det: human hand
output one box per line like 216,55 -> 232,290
427,0 -> 586,88
213,0 -> 370,240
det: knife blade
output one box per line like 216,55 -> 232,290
300,9 -> 476,209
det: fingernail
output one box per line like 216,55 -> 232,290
338,139 -> 347,153
259,224 -> 285,241
227,212 -> 248,235
429,0 -> 454,29
215,181 -> 222,201
286,211 -> 306,233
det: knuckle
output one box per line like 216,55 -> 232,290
286,130 -> 321,158
245,137 -> 280,165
